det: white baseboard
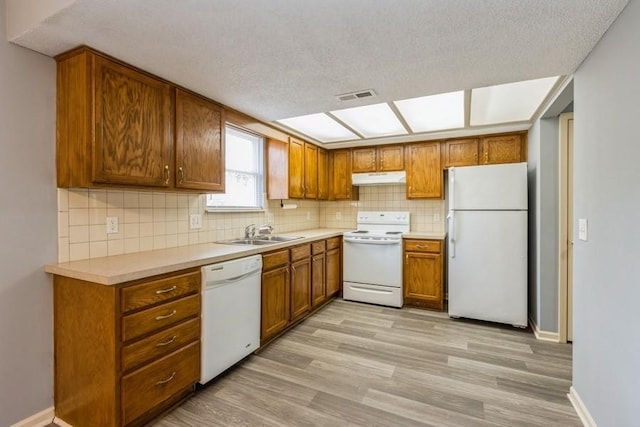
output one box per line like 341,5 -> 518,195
10,407 -> 73,427
529,315 -> 560,342
568,386 -> 597,427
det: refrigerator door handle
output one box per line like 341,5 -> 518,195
449,168 -> 455,211
448,211 -> 455,258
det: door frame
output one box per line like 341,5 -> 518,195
558,112 -> 574,343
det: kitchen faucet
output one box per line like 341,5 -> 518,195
257,224 -> 274,235
244,224 -> 256,239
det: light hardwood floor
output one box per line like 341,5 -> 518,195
154,300 -> 580,426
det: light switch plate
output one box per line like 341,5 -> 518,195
267,212 -> 275,223
336,212 -> 342,220
106,217 -> 119,234
190,214 -> 202,229
578,218 -> 588,241
306,211 -> 311,220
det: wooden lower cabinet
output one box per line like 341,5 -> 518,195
53,269 -> 201,427
290,244 -> 312,322
403,239 -> 444,311
261,237 -> 342,345
325,237 -> 342,297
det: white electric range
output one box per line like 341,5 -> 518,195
342,211 -> 410,308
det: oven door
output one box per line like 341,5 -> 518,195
343,236 -> 402,287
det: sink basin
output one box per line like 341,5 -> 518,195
217,235 -> 304,246
220,239 -> 277,246
254,235 -> 304,242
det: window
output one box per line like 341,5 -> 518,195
206,125 -> 264,211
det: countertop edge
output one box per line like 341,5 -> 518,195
45,229 -> 351,285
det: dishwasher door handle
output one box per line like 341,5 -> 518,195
203,269 -> 261,289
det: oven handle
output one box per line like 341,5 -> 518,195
343,237 -> 401,245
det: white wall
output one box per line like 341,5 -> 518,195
573,0 -> 640,424
0,1 -> 57,424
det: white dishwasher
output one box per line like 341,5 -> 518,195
200,254 -> 262,384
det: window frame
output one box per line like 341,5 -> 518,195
205,124 -> 265,213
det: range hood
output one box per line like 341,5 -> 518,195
351,171 -> 406,186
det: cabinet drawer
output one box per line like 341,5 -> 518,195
122,341 -> 199,426
291,244 -> 311,261
121,318 -> 200,373
121,271 -> 200,313
122,294 -> 200,342
326,237 -> 341,250
312,240 -> 326,255
404,240 -> 441,253
263,249 -> 289,270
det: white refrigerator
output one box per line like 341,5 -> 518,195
447,162 -> 528,327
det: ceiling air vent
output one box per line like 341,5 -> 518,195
336,89 -> 376,102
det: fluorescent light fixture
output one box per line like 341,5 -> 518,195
471,76 -> 560,125
277,113 -> 358,143
330,103 -> 407,138
394,91 -> 464,133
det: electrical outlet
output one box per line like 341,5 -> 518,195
336,212 -> 342,220
578,218 -> 588,241
190,214 -> 202,229
433,213 -> 441,222
267,212 -> 275,223
306,211 -> 311,220
106,217 -> 119,234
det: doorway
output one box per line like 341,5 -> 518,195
559,112 -> 574,343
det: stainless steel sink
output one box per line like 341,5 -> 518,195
219,239 -> 277,246
217,235 -> 304,246
254,235 -> 304,242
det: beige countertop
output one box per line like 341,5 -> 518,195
403,231 -> 447,240
45,228 -> 351,285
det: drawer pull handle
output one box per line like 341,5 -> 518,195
155,286 -> 177,294
155,310 -> 177,321
155,371 -> 176,386
416,245 -> 427,248
156,335 -> 177,347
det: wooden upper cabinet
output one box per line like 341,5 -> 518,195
352,147 -> 377,173
330,149 -> 359,200
175,89 -> 224,191
406,142 -> 443,199
304,142 -> 318,199
317,148 -> 329,200
352,145 -> 404,172
480,134 -> 525,165
266,138 -> 289,200
443,138 -> 479,168
57,48 -> 174,188
288,137 -> 305,198
378,145 -> 404,171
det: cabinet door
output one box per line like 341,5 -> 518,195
481,134 -> 524,165
261,266 -> 290,341
404,251 -> 443,311
175,89 -> 224,191
304,142 -> 318,199
317,148 -> 329,200
406,142 -> 442,199
311,253 -> 326,308
288,137 -> 305,198
266,138 -> 289,200
331,149 -> 358,200
352,148 -> 377,173
325,247 -> 341,297
94,56 -> 173,187
290,258 -> 311,322
378,145 -> 404,171
443,139 -> 479,168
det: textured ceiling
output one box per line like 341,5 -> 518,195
8,0 -> 628,137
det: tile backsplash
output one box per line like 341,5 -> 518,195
57,185 -> 445,262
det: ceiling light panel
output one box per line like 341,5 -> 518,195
330,103 -> 407,138
470,76 -> 560,126
394,91 -> 465,133
277,113 -> 359,143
